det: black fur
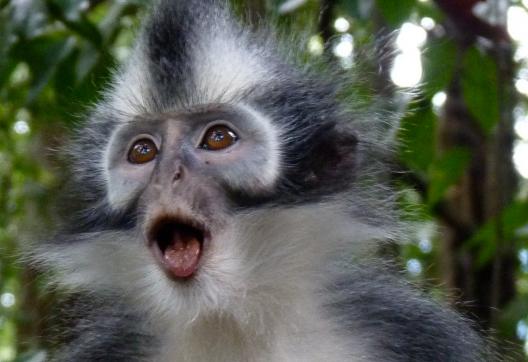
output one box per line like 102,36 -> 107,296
51,297 -> 156,361
329,268 -> 492,361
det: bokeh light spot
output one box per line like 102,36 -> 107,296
334,17 -> 350,32
0,293 -> 15,308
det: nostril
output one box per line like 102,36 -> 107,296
172,165 -> 184,183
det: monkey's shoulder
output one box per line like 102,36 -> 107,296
327,269 -> 494,362
47,296 -> 154,362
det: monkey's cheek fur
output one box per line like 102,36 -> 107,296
147,217 -> 209,279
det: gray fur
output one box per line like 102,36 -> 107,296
31,0 -> 493,361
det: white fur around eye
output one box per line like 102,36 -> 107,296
210,104 -> 281,193
104,126 -> 157,210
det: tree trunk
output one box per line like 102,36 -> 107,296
436,0 -> 517,338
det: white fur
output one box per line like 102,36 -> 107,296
220,104 -> 282,193
35,203 -> 386,361
192,27 -> 269,104
108,49 -> 153,117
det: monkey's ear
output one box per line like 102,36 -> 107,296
306,125 -> 358,185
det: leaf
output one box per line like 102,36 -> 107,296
502,201 -> 528,234
375,0 -> 415,26
11,35 -> 76,103
75,43 -> 100,83
427,148 -> 471,205
9,0 -> 49,38
421,38 -> 457,97
415,1 -> 443,19
496,297 -> 528,341
462,46 -> 499,133
398,104 -> 436,173
466,201 -> 528,266
46,0 -> 103,47
99,2 -> 130,42
338,0 -> 375,20
50,0 -> 89,21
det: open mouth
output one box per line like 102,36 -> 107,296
147,217 -> 207,279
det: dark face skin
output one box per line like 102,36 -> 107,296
104,105 -> 280,279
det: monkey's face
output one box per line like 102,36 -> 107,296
105,104 -> 280,282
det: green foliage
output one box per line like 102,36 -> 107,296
375,0 -> 416,26
427,148 -> 471,205
399,105 -> 436,173
462,46 -> 500,133
421,38 -> 457,97
338,0 -> 374,20
467,201 -> 528,266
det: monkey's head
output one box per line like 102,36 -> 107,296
37,0 -> 400,326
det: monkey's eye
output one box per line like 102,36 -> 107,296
128,139 -> 158,164
200,125 -> 238,151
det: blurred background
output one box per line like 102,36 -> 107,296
1,0 -> 528,360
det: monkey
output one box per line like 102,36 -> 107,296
30,0 -> 493,361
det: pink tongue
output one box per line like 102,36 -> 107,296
163,233 -> 202,278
